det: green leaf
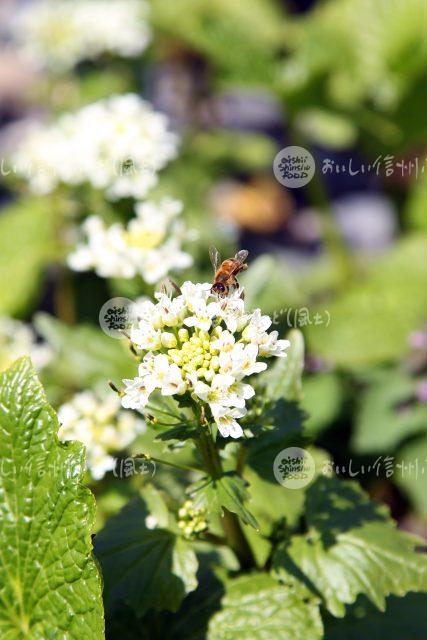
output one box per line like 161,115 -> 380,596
407,176 -> 427,231
246,400 -> 305,483
395,435 -> 427,518
207,573 -> 323,640
188,472 -> 259,529
273,476 -> 427,617
0,358 -> 104,639
262,329 -> 305,402
244,448 -> 332,538
95,495 -> 198,616
105,556 -> 228,640
190,130 -> 278,173
0,199 -> 58,316
301,372 -> 344,437
324,593 -> 427,640
151,0 -> 284,86
35,312 -> 135,390
295,109 -> 357,149
353,369 -> 427,453
306,236 -> 427,369
245,469 -> 305,534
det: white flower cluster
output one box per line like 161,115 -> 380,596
58,390 -> 145,480
122,283 -> 289,438
12,0 -> 151,72
68,197 -> 194,284
12,94 -> 178,200
0,317 -> 52,373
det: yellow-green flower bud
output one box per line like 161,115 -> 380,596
242,327 -> 251,341
161,332 -> 177,349
210,356 -> 220,370
178,328 -> 189,342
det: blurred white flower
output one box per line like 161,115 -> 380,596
12,94 -> 178,200
68,197 -> 194,284
58,389 -> 145,480
121,283 -> 290,438
12,0 -> 151,72
0,317 -> 53,373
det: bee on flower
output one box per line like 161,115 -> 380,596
12,94 -> 178,200
11,0 -> 151,72
58,389 -> 145,480
68,197 -> 195,284
120,280 -> 290,439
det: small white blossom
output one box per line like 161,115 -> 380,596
242,309 -> 273,340
121,375 -> 153,411
210,329 -> 235,353
12,94 -> 178,200
121,282 -> 290,438
183,299 -> 222,332
211,407 -> 246,439
243,309 -> 290,357
0,317 -> 53,373
58,389 -> 145,480
230,343 -> 268,379
257,331 -> 290,358
68,198 -> 194,284
12,0 -> 151,72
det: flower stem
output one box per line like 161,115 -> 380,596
196,427 -> 255,570
135,454 -> 200,473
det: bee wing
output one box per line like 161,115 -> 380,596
209,245 -> 222,272
234,249 -> 249,264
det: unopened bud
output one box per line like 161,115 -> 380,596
161,332 -> 177,349
178,328 -> 189,342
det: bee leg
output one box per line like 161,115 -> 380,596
229,276 -> 239,291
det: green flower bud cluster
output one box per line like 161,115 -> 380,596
166,327 -> 222,383
178,500 -> 208,539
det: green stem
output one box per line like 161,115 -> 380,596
135,454 -> 200,474
196,427 -> 255,570
54,265 -> 76,325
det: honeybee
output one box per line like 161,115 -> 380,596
210,245 -> 249,297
